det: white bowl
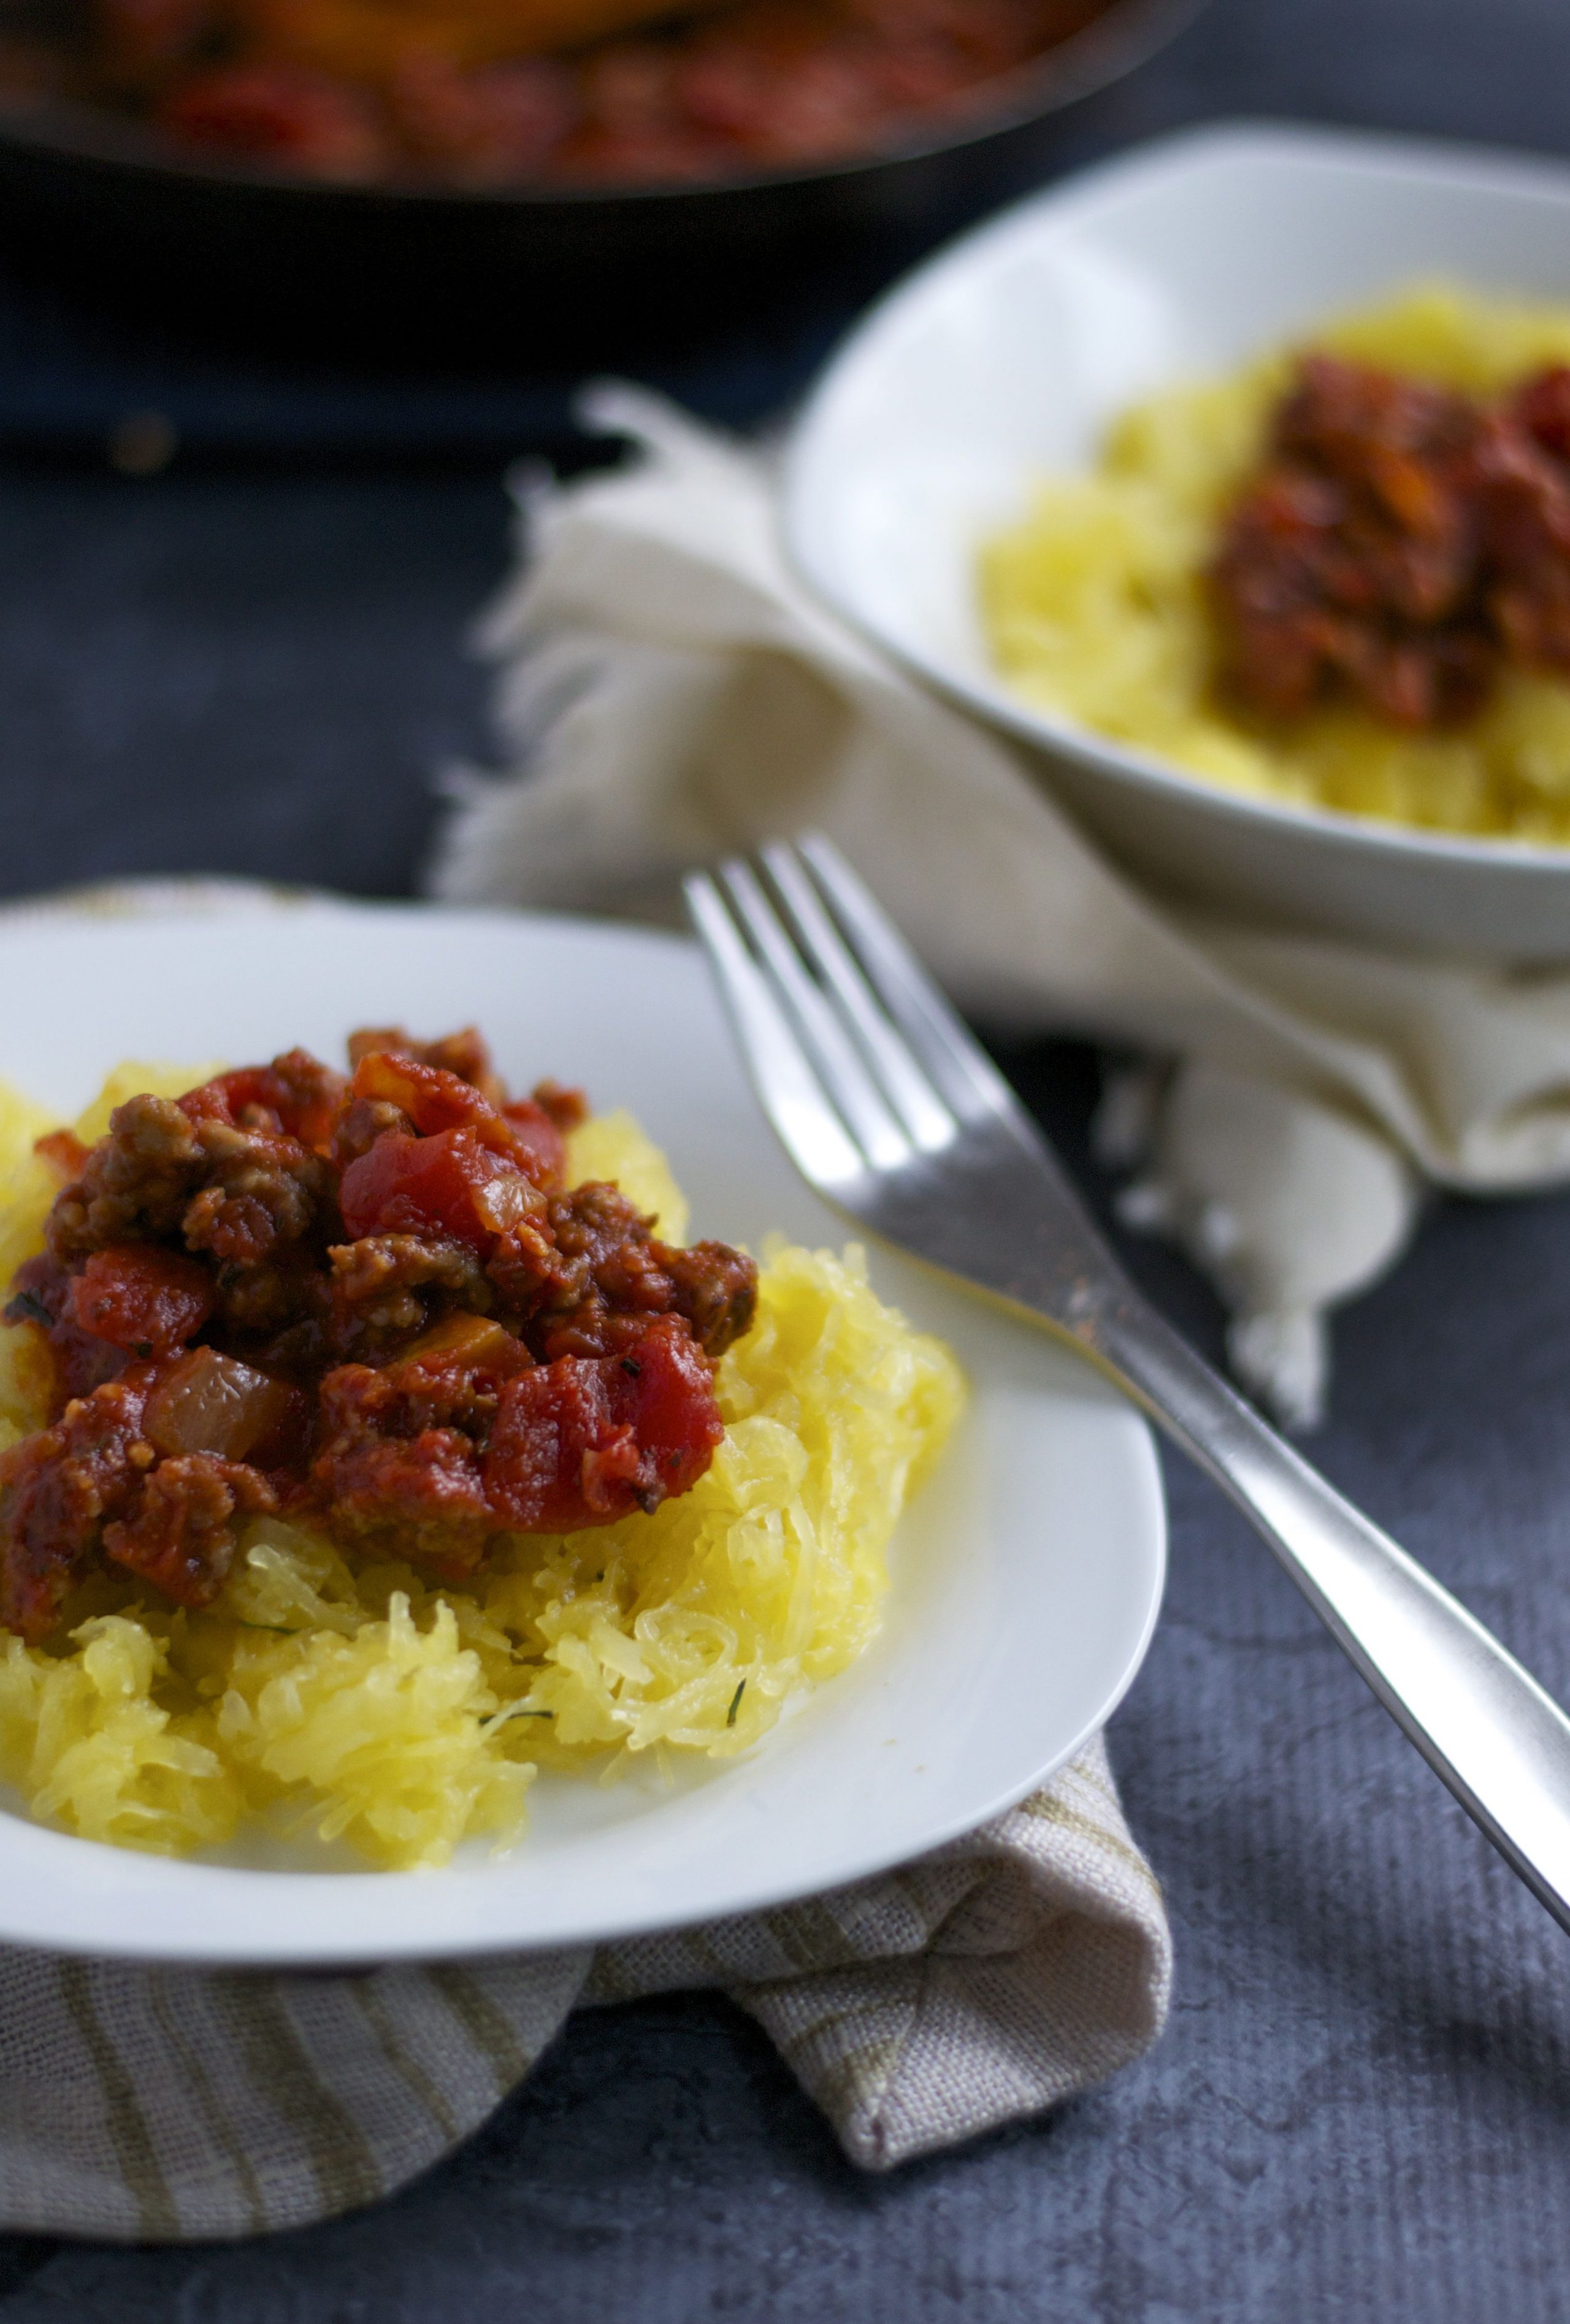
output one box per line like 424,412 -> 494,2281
784,122 -> 1570,961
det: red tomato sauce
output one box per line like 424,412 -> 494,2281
0,1025 -> 757,1643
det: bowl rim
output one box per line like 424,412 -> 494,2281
781,117 -> 1570,884
0,0 -> 1207,211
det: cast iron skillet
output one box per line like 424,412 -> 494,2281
0,0 -> 1208,362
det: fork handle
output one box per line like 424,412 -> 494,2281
1086,1289 -> 1570,1930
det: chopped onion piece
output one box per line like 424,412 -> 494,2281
144,1348 -> 293,1461
472,1171 -> 543,1233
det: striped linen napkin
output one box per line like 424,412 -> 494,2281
0,1737 -> 1166,2239
0,881 -> 1169,2241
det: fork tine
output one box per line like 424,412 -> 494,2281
715,858 -> 914,1174
757,842 -> 957,1155
795,834 -> 1029,1136
684,871 -> 867,1188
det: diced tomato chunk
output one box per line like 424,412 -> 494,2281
483,1316 -> 724,1532
178,1050 -> 345,1149
67,1245 -> 213,1357
7,1255 -> 125,1399
338,1128 -> 541,1252
351,1053 -> 565,1187
500,1095 -> 572,1187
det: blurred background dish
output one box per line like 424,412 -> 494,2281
48,0 -> 1116,189
784,121 -> 1570,959
0,0 -> 1204,362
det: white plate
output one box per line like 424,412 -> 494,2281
784,123 -> 1570,958
0,899 -> 1164,1965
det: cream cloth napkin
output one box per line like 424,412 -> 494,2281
430,387 -> 1570,1429
0,881 -> 1170,2241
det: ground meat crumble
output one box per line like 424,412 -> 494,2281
0,1027 -> 757,1642
1208,354 -> 1570,730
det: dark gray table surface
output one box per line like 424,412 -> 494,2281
5,0 -> 1570,2314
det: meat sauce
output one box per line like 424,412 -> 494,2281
0,1028 -> 757,1645
75,0 -> 1109,186
1209,354 -> 1570,730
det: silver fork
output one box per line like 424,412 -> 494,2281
686,832 -> 1570,1938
